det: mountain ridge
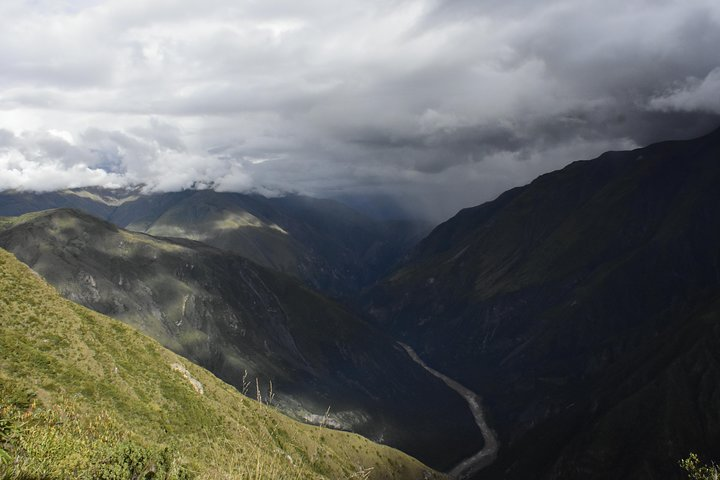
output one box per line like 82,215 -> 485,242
0,189 -> 424,296
363,125 -> 720,479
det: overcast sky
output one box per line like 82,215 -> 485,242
0,0 -> 719,220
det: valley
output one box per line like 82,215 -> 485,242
400,343 -> 499,479
1,2 -> 717,479
364,126 -> 720,479
0,248 -> 443,479
1,127 -> 719,479
0,207 -> 480,471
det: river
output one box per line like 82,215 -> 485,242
399,343 -> 499,479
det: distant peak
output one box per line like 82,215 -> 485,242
14,208 -> 116,230
62,188 -> 142,206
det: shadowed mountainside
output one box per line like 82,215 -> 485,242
364,126 -> 720,479
0,189 -> 426,296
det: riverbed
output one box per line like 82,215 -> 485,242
399,343 -> 499,479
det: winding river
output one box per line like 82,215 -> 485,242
399,343 -> 499,479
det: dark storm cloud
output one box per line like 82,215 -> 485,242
0,0 -> 718,220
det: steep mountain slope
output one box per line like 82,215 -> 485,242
0,209 -> 481,470
110,191 -> 425,295
364,127 -> 720,479
0,189 -> 420,295
0,247 -> 443,479
495,293 -> 720,480
0,187 -> 136,219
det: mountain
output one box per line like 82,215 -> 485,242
0,247 -> 443,479
0,208 -> 481,471
0,186 -> 133,219
364,127 -> 720,479
0,189 -> 423,296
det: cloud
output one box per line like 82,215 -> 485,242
0,0 -> 718,220
0,149 -> 125,192
649,67 -> 720,114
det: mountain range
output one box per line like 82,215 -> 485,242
364,126 -> 720,479
0,208 -> 479,471
0,189 -> 427,296
2,126 -> 720,479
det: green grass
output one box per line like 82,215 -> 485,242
0,248 -> 442,480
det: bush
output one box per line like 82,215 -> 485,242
0,393 -> 192,480
93,442 -> 192,480
0,379 -> 36,411
680,453 -> 720,480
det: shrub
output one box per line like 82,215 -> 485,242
0,393 -> 192,480
93,442 -> 192,480
680,453 -> 720,480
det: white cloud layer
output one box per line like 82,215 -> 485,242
649,68 -> 720,114
0,0 -> 719,219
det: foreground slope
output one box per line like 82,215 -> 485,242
0,247 -> 443,479
365,127 -> 720,479
0,209 -> 481,470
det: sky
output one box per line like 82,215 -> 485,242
0,0 -> 719,221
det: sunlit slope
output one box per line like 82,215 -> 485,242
0,247 -> 443,479
0,209 -> 479,470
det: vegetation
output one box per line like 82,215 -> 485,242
680,454 -> 720,480
0,248 -> 442,479
0,391 -> 190,479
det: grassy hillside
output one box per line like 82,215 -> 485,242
0,208 -> 481,469
0,248 -> 442,480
